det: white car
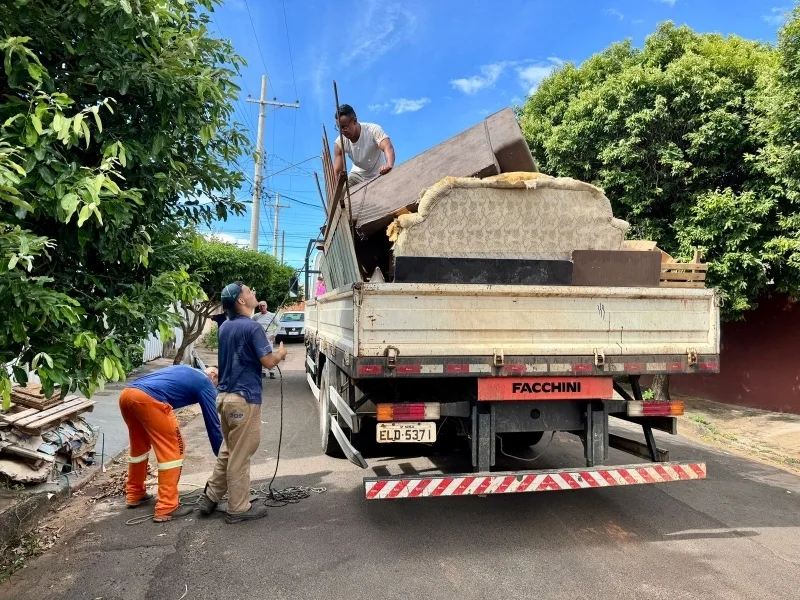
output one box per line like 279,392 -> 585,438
275,311 -> 305,342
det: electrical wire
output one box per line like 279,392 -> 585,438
496,432 -> 556,462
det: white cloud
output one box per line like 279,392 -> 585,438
370,98 -> 431,114
605,8 -> 624,20
206,233 -> 251,248
451,63 -> 507,94
763,7 -> 789,26
517,58 -> 565,95
656,0 -> 677,6
338,0 -> 417,69
452,58 -> 565,96
632,18 -> 645,25
391,97 -> 430,114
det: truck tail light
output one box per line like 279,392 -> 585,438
627,400 -> 685,417
376,403 -> 440,422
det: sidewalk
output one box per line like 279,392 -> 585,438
676,394 -> 800,474
0,355 -> 190,553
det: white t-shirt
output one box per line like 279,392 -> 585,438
335,122 -> 388,180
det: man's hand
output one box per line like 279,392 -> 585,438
276,341 -> 287,361
379,164 -> 393,175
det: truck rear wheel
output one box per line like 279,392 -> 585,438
319,364 -> 343,457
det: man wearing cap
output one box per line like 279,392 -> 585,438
119,364 -> 222,522
199,282 -> 287,523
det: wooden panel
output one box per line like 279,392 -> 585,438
393,257 -> 573,286
572,250 -> 662,287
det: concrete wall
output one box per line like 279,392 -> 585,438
668,295 -> 800,414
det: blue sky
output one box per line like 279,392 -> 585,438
205,0 -> 791,270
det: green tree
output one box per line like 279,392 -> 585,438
173,237 -> 295,365
520,22 -> 779,320
0,0 -> 250,407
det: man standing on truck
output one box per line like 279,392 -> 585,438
119,364 -> 222,522
198,282 -> 287,524
333,104 -> 395,186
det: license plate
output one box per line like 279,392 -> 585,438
288,328 -> 300,334
478,377 -> 613,401
376,422 -> 436,443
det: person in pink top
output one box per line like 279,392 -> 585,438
315,276 -> 327,297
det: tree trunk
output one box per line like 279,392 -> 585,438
652,373 -> 671,401
173,304 -> 211,365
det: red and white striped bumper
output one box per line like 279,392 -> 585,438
364,462 -> 706,500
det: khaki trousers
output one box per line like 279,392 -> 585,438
205,393 -> 262,514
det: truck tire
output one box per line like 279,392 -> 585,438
497,431 -> 544,452
319,364 -> 343,457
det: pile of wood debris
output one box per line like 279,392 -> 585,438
0,384 -> 97,484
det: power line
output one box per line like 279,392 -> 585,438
243,0 -> 274,94
281,0 -> 298,100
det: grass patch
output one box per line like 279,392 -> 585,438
0,533 -> 41,584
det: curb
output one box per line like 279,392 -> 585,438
0,450 -> 124,550
678,415 -> 800,474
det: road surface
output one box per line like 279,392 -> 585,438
3,351 -> 799,600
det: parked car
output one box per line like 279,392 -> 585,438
275,311 -> 305,343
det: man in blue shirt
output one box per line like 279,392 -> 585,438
119,364 -> 222,522
200,281 -> 287,524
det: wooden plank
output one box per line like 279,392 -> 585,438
0,407 -> 41,424
660,272 -> 707,281
0,442 -> 55,463
21,400 -> 96,431
572,250 -> 662,287
662,263 -> 708,271
13,397 -> 86,427
660,281 -> 705,288
623,240 -> 658,251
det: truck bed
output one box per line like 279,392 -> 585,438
306,283 -> 720,372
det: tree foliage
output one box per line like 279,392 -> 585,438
173,238 -> 295,365
0,0 -> 250,407
519,21 -> 798,320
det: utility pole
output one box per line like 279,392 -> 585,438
281,231 -> 285,264
272,192 -> 290,256
247,75 -> 300,251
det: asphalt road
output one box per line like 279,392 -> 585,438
3,351 -> 800,600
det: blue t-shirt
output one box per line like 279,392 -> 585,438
218,314 -> 272,404
127,365 -> 222,455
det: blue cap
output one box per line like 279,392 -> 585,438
221,282 -> 243,313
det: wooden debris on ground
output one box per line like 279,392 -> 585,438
0,385 -> 98,484
9,383 -> 62,411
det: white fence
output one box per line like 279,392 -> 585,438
142,327 -> 183,363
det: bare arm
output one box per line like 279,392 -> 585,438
333,143 -> 345,181
260,342 -> 287,369
379,137 -> 395,175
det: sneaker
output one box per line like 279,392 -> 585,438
198,493 -> 218,517
269,372 -> 276,379
225,503 -> 268,524
153,504 -> 194,522
126,492 -> 154,508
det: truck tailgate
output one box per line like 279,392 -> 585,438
355,283 -> 719,358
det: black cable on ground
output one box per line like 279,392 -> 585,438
261,365 -> 326,507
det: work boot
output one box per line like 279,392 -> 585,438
198,493 -> 218,517
225,503 -> 268,524
153,504 -> 193,522
126,492 -> 154,508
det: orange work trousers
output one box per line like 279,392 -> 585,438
119,388 -> 185,519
